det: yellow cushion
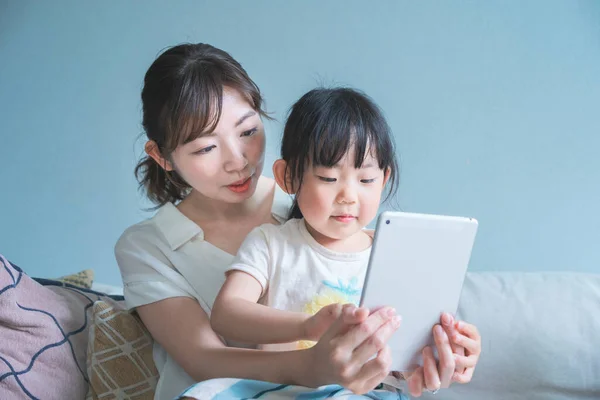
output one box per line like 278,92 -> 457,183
86,300 -> 158,400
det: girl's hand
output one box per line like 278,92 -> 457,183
303,304 -> 343,341
406,314 -> 481,397
303,304 -> 402,394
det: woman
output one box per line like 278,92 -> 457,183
115,43 -> 481,400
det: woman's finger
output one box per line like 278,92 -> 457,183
407,366 -> 424,397
441,313 -> 462,355
454,354 -> 478,370
339,307 -> 396,354
354,346 -> 393,393
456,320 -> 481,341
451,331 -> 480,354
453,367 -> 475,384
433,324 -> 455,388
350,315 -> 401,365
422,346 -> 441,391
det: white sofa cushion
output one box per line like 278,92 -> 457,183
420,272 -> 600,400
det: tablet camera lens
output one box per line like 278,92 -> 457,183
386,220 -> 390,225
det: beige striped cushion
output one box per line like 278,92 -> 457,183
86,300 -> 158,400
57,269 -> 95,288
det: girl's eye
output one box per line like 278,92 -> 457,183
361,178 -> 377,184
241,128 -> 258,137
193,145 -> 216,155
318,176 -> 337,183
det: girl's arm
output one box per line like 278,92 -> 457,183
210,271 -> 310,344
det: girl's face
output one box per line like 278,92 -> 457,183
296,147 -> 388,245
170,88 -> 266,204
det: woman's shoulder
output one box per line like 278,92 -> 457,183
114,203 -> 179,255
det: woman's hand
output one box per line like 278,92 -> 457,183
405,313 -> 481,397
302,304 -> 401,394
443,314 -> 481,384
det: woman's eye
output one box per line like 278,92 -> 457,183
318,176 -> 337,183
241,128 -> 258,137
193,145 -> 216,155
361,178 -> 377,184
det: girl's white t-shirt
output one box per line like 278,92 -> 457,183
114,187 -> 291,400
228,218 -> 371,351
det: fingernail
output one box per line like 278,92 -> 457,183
387,307 -> 396,317
442,313 -> 453,326
392,316 -> 402,327
434,325 -> 444,336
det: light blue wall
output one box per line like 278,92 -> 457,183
1,1 -> 599,285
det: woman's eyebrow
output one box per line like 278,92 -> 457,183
235,110 -> 256,127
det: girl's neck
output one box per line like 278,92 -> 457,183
305,222 -> 373,253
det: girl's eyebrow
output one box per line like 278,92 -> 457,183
322,162 -> 376,169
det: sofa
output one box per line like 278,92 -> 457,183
1,253 -> 599,400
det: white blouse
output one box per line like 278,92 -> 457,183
114,187 -> 291,400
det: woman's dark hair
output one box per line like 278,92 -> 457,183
281,87 -> 400,219
135,43 -> 270,207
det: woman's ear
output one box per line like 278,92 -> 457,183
145,140 -> 173,171
273,159 -> 296,194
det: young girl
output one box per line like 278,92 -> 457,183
117,43 -> 481,400
211,87 -> 400,353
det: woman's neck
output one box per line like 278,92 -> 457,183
177,176 -> 273,223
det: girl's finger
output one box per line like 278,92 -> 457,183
343,304 -> 370,324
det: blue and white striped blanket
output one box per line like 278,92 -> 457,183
177,378 -> 408,400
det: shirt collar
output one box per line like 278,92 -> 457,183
151,184 -> 292,251
153,202 -> 203,251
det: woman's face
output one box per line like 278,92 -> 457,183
170,88 -> 266,204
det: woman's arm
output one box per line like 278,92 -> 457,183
137,297 -> 400,393
211,271 -> 309,344
137,296 -> 307,383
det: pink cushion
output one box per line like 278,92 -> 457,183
0,254 -> 123,399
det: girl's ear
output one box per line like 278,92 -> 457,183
145,140 -> 174,171
382,167 -> 391,187
273,159 -> 296,194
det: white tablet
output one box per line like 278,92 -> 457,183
360,211 -> 478,372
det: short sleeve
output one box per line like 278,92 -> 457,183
115,225 -> 197,310
227,226 -> 271,294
